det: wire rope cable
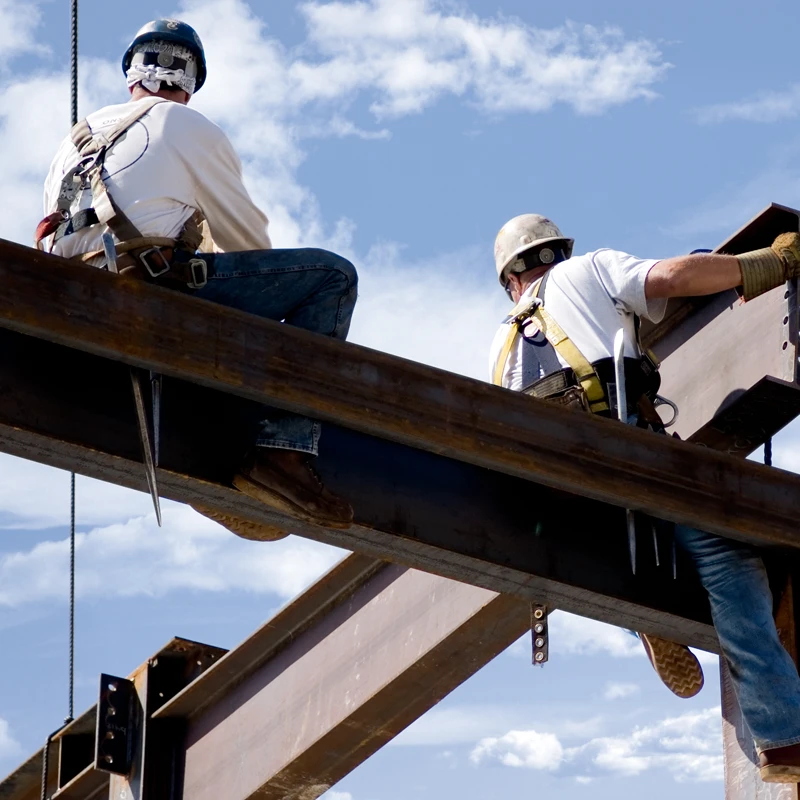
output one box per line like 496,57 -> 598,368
42,5 -> 79,798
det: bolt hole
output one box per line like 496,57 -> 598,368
105,731 -> 115,740
104,755 -> 114,764
784,316 -> 790,325
108,683 -> 117,692
783,342 -> 789,351
107,707 -> 116,716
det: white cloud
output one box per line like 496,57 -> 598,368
567,707 -> 723,783
470,728 -> 564,770
0,502 -> 344,606
295,0 -> 669,118
698,84 -> 800,124
321,793 -> 353,800
0,718 -> 21,761
604,682 -> 640,701
470,707 -> 723,784
548,612 -> 643,658
0,0 -> 48,67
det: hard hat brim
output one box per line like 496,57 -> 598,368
497,236 -> 574,284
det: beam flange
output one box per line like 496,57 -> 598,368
0,233 -> 797,548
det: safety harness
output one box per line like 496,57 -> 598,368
35,96 -> 208,289
493,276 -> 662,421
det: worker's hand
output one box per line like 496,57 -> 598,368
772,232 -> 800,278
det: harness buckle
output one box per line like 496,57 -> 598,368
511,297 -> 542,326
138,247 -> 171,278
186,258 -> 208,289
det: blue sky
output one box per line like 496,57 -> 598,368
1,0 -> 800,797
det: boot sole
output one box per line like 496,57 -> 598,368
192,503 -> 289,542
760,765 -> 800,783
233,472 -> 353,530
640,634 -> 704,699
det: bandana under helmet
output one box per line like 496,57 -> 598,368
126,41 -> 198,96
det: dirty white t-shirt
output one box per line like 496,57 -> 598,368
489,249 -> 667,391
43,97 -> 271,258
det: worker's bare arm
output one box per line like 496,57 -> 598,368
644,254 -> 743,299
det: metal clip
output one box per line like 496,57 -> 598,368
511,297 -> 542,326
137,247 -> 171,278
653,395 -> 679,428
187,258 -> 208,289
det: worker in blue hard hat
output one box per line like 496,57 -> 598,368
37,20 -> 358,538
490,212 -> 800,784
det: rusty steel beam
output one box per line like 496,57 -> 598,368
0,328 -> 717,648
0,639 -> 225,800
0,219 -> 798,549
646,203 -> 800,453
168,560 -> 530,800
0,556 -> 529,800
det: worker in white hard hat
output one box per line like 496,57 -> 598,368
490,213 -> 800,783
38,20 -> 357,539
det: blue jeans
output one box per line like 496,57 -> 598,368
192,248 -> 358,455
675,524 -> 800,750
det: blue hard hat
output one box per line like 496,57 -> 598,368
122,19 -> 207,92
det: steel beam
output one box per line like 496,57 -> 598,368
0,556 -> 529,800
0,639 -> 224,800
0,218 -> 798,549
168,559 -> 530,800
0,329 -> 717,648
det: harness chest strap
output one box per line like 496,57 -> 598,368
492,278 -> 609,413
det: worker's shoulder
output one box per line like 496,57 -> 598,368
150,101 -> 227,139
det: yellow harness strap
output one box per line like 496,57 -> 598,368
492,278 -> 609,413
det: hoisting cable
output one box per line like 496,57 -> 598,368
41,4 -> 78,797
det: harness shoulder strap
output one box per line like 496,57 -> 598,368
493,277 -> 609,413
492,282 -> 542,387
82,98 -> 170,242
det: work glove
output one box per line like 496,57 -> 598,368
772,232 -> 800,277
738,231 -> 800,300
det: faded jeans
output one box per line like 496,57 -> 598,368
622,414 -> 800,748
675,524 -> 800,750
192,247 -> 358,455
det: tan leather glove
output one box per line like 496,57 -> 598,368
738,231 -> 800,300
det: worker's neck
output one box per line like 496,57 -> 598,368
511,267 -> 551,303
129,85 -> 190,105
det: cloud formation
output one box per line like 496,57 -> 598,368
470,706 -> 723,783
295,0 -> 670,118
0,503 -> 343,606
604,682 -> 640,701
698,85 -> 800,124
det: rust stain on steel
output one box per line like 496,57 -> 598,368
0,238 -> 795,549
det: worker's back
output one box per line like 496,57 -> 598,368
43,97 -> 270,257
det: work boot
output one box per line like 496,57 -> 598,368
191,502 -> 288,542
232,449 -> 353,529
640,634 -> 704,698
760,743 -> 800,783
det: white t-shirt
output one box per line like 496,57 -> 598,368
43,97 -> 271,258
489,249 -> 667,391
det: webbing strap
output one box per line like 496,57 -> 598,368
67,97 -> 170,246
492,278 -> 609,413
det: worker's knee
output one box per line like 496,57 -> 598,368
306,248 -> 358,291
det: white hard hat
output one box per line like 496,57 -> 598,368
494,214 -> 574,284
